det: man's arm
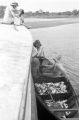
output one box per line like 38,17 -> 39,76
32,47 -> 38,57
37,46 -> 45,57
10,7 -> 19,18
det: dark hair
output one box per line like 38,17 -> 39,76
19,9 -> 24,16
33,40 -> 41,48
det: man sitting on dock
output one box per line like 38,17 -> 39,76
3,1 -> 19,24
3,2 -> 31,29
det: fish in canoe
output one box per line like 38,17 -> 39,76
31,57 -> 79,119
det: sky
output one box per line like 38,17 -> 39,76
0,0 -> 79,12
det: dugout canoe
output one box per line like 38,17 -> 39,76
31,57 -> 79,120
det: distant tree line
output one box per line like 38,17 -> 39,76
0,6 -> 79,18
24,9 -> 79,18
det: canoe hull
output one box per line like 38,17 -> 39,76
31,57 -> 79,119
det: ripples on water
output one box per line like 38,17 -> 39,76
31,23 -> 79,89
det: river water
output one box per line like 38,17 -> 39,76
31,23 -> 79,88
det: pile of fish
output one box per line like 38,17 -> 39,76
35,82 -> 67,95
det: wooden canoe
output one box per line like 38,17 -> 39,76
31,57 -> 79,120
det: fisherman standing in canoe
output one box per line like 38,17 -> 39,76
32,40 -> 45,77
32,40 -> 67,78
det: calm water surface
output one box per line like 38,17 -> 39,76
31,23 -> 79,88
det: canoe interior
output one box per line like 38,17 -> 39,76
33,75 -> 79,119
